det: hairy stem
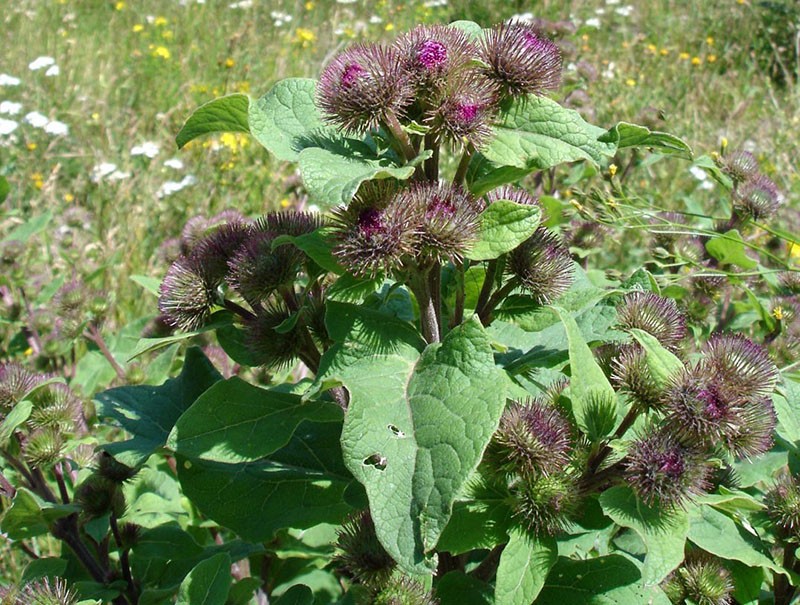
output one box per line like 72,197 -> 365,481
453,143 -> 474,188
478,278 -> 520,326
224,298 -> 257,321
425,133 -> 440,182
110,513 -> 139,604
450,260 -> 466,329
474,259 -> 501,319
410,270 -> 441,344
84,324 -> 126,381
383,111 -> 418,164
54,461 -> 70,504
585,405 -> 641,477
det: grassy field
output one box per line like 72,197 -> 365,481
1,0 -> 797,326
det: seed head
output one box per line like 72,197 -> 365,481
255,210 -> 324,238
374,576 -> 439,605
732,174 -> 780,221
625,428 -> 710,509
488,398 -> 572,479
18,577 -> 78,605
721,396 -> 775,458
318,43 -> 413,133
702,333 -> 778,399
74,475 -> 125,520
158,254 -> 217,330
611,345 -> 665,411
401,181 -> 483,264
0,363 -> 42,413
187,221 -> 253,287
617,291 -> 686,351
28,382 -> 82,434
481,21 -> 562,98
180,215 -> 211,255
663,552 -> 733,605
334,511 -> 395,589
95,451 -> 138,484
243,303 -> 303,369
508,227 -> 574,304
720,150 -> 759,184
227,232 -> 301,305
765,473 -> 800,539
24,427 -> 66,468
511,473 -> 578,537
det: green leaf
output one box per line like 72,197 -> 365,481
228,578 -> 263,605
176,552 -> 231,605
248,78 -> 334,162
481,96 -> 614,173
435,572 -> 494,604
130,274 -> 161,297
0,487 -> 78,540
96,347 -> 222,467
465,153 -> 530,197
1,211 -> 52,244
687,505 -> 784,575
126,311 -> 235,361
466,200 -> 541,261
495,530 -> 557,605
298,144 -> 421,208
21,557 -> 68,584
599,122 -> 692,159
322,313 -> 506,573
627,328 -> 684,388
273,585 -> 315,605
0,174 -> 9,203
705,230 -> 758,269
176,420 -> 353,541
552,306 -> 618,440
176,94 -> 249,149
0,399 -> 32,446
168,378 -> 342,463
773,377 -> 800,444
274,228 -> 344,275
536,554 -> 671,604
448,20 -> 484,40
599,486 -> 688,585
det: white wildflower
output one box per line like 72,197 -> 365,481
44,120 -> 69,136
28,56 -> 56,71
230,0 -> 253,8
615,5 -> 634,17
0,101 -> 22,115
90,162 -> 119,182
163,158 -> 184,170
131,141 -> 160,158
585,17 -> 601,28
45,65 -> 60,77
0,74 -> 21,86
24,111 -> 49,128
0,118 -> 19,136
156,175 -> 197,198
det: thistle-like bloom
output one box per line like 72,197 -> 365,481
488,398 -> 572,479
243,303 -> 303,369
511,474 -> 578,537
332,181 -> 412,277
662,552 -> 733,605
481,21 -> 562,98
508,227 -> 574,304
486,185 -> 539,207
617,291 -> 686,351
95,451 -> 138,484
188,221 -> 253,287
255,210 -> 324,238
732,174 -> 780,220
180,215 -> 211,255
702,333 -> 778,399
765,473 -> 800,539
394,25 -> 478,92
374,576 -> 439,605
227,232 -> 300,305
612,345 -> 664,411
402,181 -> 483,264
18,577 -> 78,605
28,382 -> 82,434
158,254 -> 217,330
334,511 -> 395,589
720,149 -> 759,184
0,363 -> 42,413
74,475 -> 125,520
625,428 -> 710,508
433,73 -> 498,146
318,43 -> 413,133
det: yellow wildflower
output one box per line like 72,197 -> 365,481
152,46 -> 171,60
27,142 -> 37,151
679,52 -> 690,60
64,193 -> 75,203
609,164 -> 618,177
30,173 -> 44,189
626,78 -> 637,87
706,36 -> 714,45
294,28 -> 316,47
691,56 -> 702,66
224,58 -> 235,68
773,306 -> 784,321
220,132 -> 248,153
707,54 -> 717,63
385,23 -> 394,32
305,1 -> 314,9
115,1 -> 125,10
154,16 -> 168,27
161,30 -> 174,40
660,48 -> 669,56
132,24 -> 144,33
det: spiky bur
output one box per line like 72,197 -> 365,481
373,575 -> 439,605
158,255 -> 217,330
395,25 -> 477,90
564,220 -> 610,253
732,174 -> 781,221
18,577 -> 78,605
334,511 -> 395,590
616,291 -> 687,351
766,473 -> 800,540
243,303 -> 303,369
255,210 -> 324,238
511,473 -> 578,537
507,227 -> 574,304
486,185 -> 539,207
612,345 -> 664,411
27,383 -> 82,433
332,181 -> 412,278
24,427 -> 66,468
719,149 -> 759,184
625,428 -> 710,509
486,398 -> 572,479
481,21 -> 562,99
662,552 -> 733,605
226,232 -> 300,305
74,475 -> 125,520
650,211 -> 686,251
401,181 -> 483,264
95,451 -> 138,484
702,333 -> 778,399
318,43 -> 413,134
432,73 -> 497,146
0,363 -> 42,414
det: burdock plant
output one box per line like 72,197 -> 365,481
4,14 -> 797,605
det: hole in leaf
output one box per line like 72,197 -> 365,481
363,453 -> 387,471
388,424 -> 405,438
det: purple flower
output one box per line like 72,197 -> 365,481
702,333 -> 778,399
508,227 -> 574,304
732,174 -> 780,220
617,291 -> 686,351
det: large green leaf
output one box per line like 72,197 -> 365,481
176,420 -> 353,541
599,486 -> 688,586
0,488 -> 78,540
1,211 -> 52,244
773,377 -> 800,444
176,552 -> 231,605
273,585 -> 315,605
552,306 -> 618,440
248,78 -> 334,161
95,348 -> 222,467
480,96 -> 613,172
435,572 -> 494,605
465,153 -> 530,197
495,530 -> 557,605
176,94 -> 249,149
599,122 -> 692,159
536,554 -> 671,604
627,328 -> 684,389
167,378 -> 342,463
319,309 -> 507,573
705,230 -> 758,269
466,200 -> 541,261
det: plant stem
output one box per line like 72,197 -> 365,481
54,461 -> 70,504
383,111 -> 418,164
110,513 -> 139,604
453,143 -> 474,188
478,278 -> 519,326
585,405 -> 641,477
224,298 -> 257,321
470,544 -> 504,582
410,270 -> 440,344
424,132 -> 440,181
474,259 -> 500,319
0,471 -> 16,498
450,260 -> 466,329
84,324 -> 126,381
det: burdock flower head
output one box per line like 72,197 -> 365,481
732,174 -> 781,221
486,184 -> 539,207
402,181 -> 483,264
0,363 -> 42,414
481,21 -> 562,99
507,226 -> 574,304
662,552 -> 734,605
374,576 -> 439,605
334,510 -> 395,590
227,232 -> 301,306
243,302 -> 304,369
318,43 -> 413,134
332,181 -> 412,277
765,473 -> 800,539
511,473 -> 578,537
158,254 -> 218,330
487,397 -> 572,479
720,149 -> 759,184
625,427 -> 710,508
617,290 -> 687,351
432,73 -> 498,146
394,25 -> 478,93
702,333 -> 778,399
612,344 -> 665,411
17,577 -> 78,605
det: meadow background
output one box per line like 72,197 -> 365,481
0,0 -> 798,586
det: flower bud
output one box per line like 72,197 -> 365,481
617,291 -> 686,351
662,552 -> 733,605
374,576 -> 438,605
226,231 -> 301,305
18,577 -> 78,605
243,303 -> 303,369
334,511 -> 395,589
486,185 -> 539,207
612,344 -> 664,411
75,475 -> 125,520
507,227 -> 574,304
0,363 -> 41,413
702,333 -> 778,400
95,451 -> 138,484
158,254 -> 217,330
719,149 -> 758,184
511,474 -> 577,537
732,174 -> 780,221
24,427 -> 66,468
765,473 -> 800,539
